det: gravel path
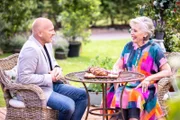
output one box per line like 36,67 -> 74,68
90,28 -> 131,41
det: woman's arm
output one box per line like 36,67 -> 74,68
145,63 -> 172,82
112,58 -> 124,73
136,63 -> 172,93
112,58 -> 124,90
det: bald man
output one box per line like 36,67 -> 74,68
16,18 -> 88,120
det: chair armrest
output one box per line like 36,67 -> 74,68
157,76 -> 172,91
157,76 -> 173,115
5,83 -> 46,107
157,76 -> 173,102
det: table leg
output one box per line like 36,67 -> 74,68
120,82 -> 128,120
81,82 -> 121,120
105,83 -> 108,120
82,82 -> 90,120
102,83 -> 105,120
102,83 -> 109,120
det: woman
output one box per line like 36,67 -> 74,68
107,16 -> 171,120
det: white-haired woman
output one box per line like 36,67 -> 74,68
107,16 -> 171,120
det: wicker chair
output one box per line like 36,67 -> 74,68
157,52 -> 180,116
0,53 -> 59,120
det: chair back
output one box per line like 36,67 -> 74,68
0,53 -> 19,70
166,52 -> 180,92
0,54 -> 59,120
158,52 -> 180,115
0,54 -> 19,105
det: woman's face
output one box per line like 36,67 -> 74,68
130,24 -> 147,46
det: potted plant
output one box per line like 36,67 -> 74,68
60,0 -> 100,57
152,0 -> 177,39
154,19 -> 165,39
139,0 -> 178,52
87,56 -> 114,106
52,34 -> 69,59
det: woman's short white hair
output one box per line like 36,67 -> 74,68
130,16 -> 155,38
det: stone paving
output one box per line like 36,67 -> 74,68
90,28 -> 131,41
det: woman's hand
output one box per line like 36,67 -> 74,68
112,67 -> 123,74
135,78 -> 150,93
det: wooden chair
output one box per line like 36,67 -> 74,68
0,54 -> 59,120
157,52 -> 180,116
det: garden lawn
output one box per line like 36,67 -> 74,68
59,39 -> 129,75
0,39 -> 130,107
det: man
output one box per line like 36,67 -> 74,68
16,17 -> 88,120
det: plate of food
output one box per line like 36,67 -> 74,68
84,66 -> 119,79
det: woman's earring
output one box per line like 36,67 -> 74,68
143,36 -> 147,41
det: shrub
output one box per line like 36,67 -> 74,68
10,34 -> 27,49
60,0 -> 100,43
2,34 -> 27,53
52,34 -> 69,52
138,0 -> 180,52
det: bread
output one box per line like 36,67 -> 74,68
84,67 -> 119,79
88,67 -> 108,76
84,72 -> 95,78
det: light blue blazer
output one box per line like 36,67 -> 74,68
16,35 -> 58,102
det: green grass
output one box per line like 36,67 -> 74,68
0,88 -> 5,107
0,39 -> 130,107
59,39 -> 129,75
0,53 -> 12,58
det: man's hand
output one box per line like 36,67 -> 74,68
49,71 -> 57,82
49,67 -> 63,82
53,67 -> 63,80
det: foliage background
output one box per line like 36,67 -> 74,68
137,0 -> 180,52
0,0 -> 145,52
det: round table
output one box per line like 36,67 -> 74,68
65,71 -> 145,120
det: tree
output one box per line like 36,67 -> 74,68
0,0 -> 37,52
60,0 -> 100,42
0,0 -> 37,34
98,0 -> 145,26
32,0 -> 63,30
138,0 -> 180,52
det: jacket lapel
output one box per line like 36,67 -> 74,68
29,35 -> 51,71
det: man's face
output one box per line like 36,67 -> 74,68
40,22 -> 55,44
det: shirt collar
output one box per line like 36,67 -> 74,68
132,39 -> 153,50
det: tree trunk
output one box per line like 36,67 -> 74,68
110,15 -> 114,26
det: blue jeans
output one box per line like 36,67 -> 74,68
47,82 -> 88,120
